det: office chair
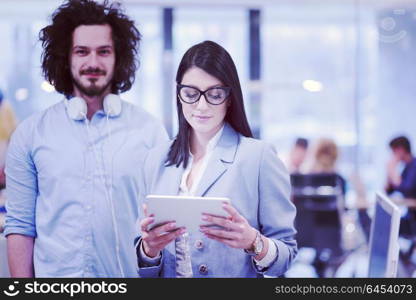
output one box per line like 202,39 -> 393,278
291,173 -> 346,277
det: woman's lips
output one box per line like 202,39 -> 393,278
193,115 -> 212,121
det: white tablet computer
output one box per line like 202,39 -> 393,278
145,195 -> 230,232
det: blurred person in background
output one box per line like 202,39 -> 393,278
310,138 -> 338,173
308,138 -> 346,195
386,136 -> 416,199
0,88 -> 17,190
287,137 -> 308,174
385,136 -> 416,237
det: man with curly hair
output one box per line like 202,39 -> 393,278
4,0 -> 167,277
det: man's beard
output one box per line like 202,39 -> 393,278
72,68 -> 113,97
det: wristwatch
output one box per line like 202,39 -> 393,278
244,229 -> 264,256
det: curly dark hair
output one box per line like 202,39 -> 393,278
39,0 -> 141,97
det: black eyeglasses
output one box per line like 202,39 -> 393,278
177,84 -> 231,105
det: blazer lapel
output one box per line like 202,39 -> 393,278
194,123 -> 240,196
194,151 -> 227,197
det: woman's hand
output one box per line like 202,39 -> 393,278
200,202 -> 260,252
140,204 -> 186,258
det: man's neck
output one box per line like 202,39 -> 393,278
84,96 -> 103,120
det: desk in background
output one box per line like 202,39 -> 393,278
391,197 -> 416,208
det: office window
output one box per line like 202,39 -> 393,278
123,5 -> 163,121
262,3 -> 377,203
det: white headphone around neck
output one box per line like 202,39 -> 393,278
65,93 -> 122,120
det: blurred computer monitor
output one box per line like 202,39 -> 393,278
367,192 -> 400,278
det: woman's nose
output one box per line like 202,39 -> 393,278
195,94 -> 209,110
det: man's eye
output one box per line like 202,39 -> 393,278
75,50 -> 87,55
99,49 -> 111,55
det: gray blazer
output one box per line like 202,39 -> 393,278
137,123 -> 297,277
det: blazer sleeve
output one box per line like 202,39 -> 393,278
256,143 -> 297,277
135,150 -> 164,278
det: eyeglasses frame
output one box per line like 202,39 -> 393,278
177,84 -> 231,105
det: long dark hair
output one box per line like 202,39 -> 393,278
166,40 -> 253,168
39,0 -> 141,97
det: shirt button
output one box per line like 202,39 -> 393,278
86,236 -> 91,241
86,205 -> 92,210
199,264 -> 208,275
195,240 -> 204,250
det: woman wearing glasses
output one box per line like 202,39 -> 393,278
136,41 -> 297,277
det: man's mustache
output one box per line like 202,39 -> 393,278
80,68 -> 106,75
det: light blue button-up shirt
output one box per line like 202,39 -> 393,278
4,99 -> 167,277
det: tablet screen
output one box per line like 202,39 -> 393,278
145,195 -> 231,233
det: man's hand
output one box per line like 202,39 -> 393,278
386,155 -> 401,187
